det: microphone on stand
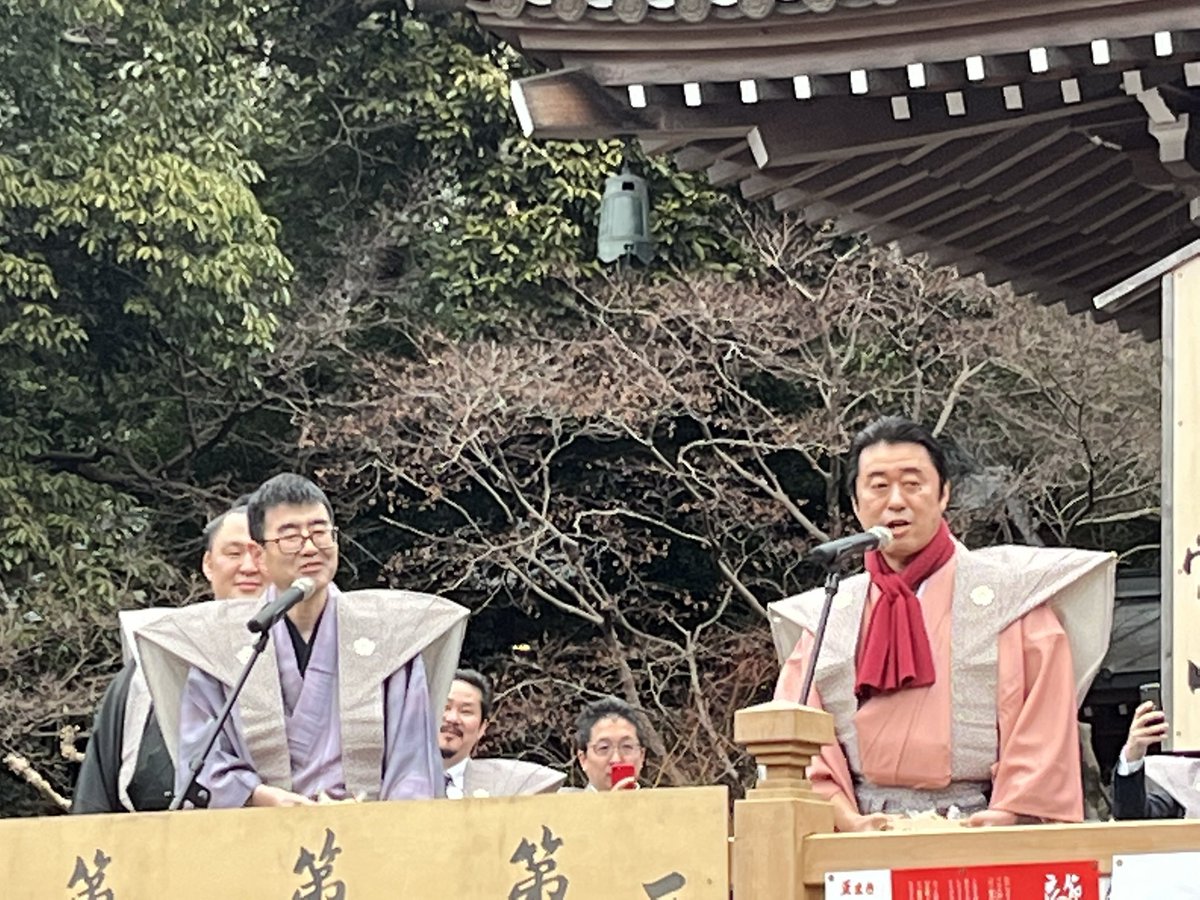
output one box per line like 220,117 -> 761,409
795,526 -> 893,709
806,525 -> 893,567
173,574 -> 320,811
246,576 -> 318,633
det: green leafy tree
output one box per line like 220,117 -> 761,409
0,0 -> 291,815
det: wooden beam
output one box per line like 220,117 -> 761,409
747,82 -> 1129,167
510,67 -> 652,139
741,151 -> 898,200
1094,234 -> 1200,311
672,139 -> 747,172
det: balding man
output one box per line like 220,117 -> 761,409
70,504 -> 263,813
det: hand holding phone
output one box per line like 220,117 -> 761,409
1126,682 -> 1169,763
609,762 -> 637,791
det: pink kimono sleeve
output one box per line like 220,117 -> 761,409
773,630 -> 858,809
990,604 -> 1083,822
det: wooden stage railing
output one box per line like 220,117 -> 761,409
730,700 -> 1200,900
1,786 -> 730,898
7,701 -> 1200,898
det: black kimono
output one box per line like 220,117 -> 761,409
70,663 -> 174,814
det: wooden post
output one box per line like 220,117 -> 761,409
731,700 -> 836,900
1095,238 -> 1200,748
1163,254 -> 1200,748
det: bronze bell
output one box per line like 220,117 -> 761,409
597,165 -> 654,265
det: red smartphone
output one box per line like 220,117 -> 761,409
610,762 -> 636,790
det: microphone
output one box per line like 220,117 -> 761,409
807,526 -> 893,567
246,577 -> 318,633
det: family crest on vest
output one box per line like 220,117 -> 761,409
769,417 -> 1115,831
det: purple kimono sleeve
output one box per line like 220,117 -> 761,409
175,666 -> 262,809
379,654 -> 442,800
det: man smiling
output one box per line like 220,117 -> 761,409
440,669 -> 564,798
71,503 -> 263,813
135,473 -> 467,808
771,417 -> 1114,831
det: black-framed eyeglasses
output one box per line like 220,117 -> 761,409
262,527 -> 339,555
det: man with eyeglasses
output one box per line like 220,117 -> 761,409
135,473 -> 467,808
71,502 -> 264,813
568,696 -> 649,792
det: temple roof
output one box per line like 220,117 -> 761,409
454,0 -> 1200,337
467,0 -> 896,27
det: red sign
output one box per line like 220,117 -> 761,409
890,860 -> 1099,900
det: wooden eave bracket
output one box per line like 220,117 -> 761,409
511,68 -> 654,140
1125,77 -> 1200,183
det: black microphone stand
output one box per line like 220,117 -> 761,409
798,565 -> 844,708
170,604 -> 288,811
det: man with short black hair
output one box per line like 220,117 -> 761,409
571,696 -> 648,792
71,502 -> 263,814
440,668 -> 564,797
771,416 -> 1115,830
136,473 -> 467,808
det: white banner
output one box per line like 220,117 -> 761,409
824,869 -> 892,899
1110,852 -> 1200,899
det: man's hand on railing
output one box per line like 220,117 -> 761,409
963,809 -> 1018,827
831,792 -> 896,832
845,812 -> 896,832
249,784 -> 316,807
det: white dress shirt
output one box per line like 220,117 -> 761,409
1115,747 -> 1144,777
444,758 -> 468,799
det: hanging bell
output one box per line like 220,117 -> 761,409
597,165 -> 654,265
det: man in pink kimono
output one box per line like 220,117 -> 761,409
135,474 -> 468,808
771,417 -> 1114,831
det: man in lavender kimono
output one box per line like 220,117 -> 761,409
135,474 -> 467,808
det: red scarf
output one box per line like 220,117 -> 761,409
855,519 -> 955,699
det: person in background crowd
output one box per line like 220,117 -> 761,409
569,696 -> 649,792
440,668 -> 565,798
1112,699 -> 1197,819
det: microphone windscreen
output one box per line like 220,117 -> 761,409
291,576 -> 317,599
867,525 -> 893,548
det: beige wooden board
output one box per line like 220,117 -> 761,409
4,786 -> 727,899
1170,256 -> 1200,749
